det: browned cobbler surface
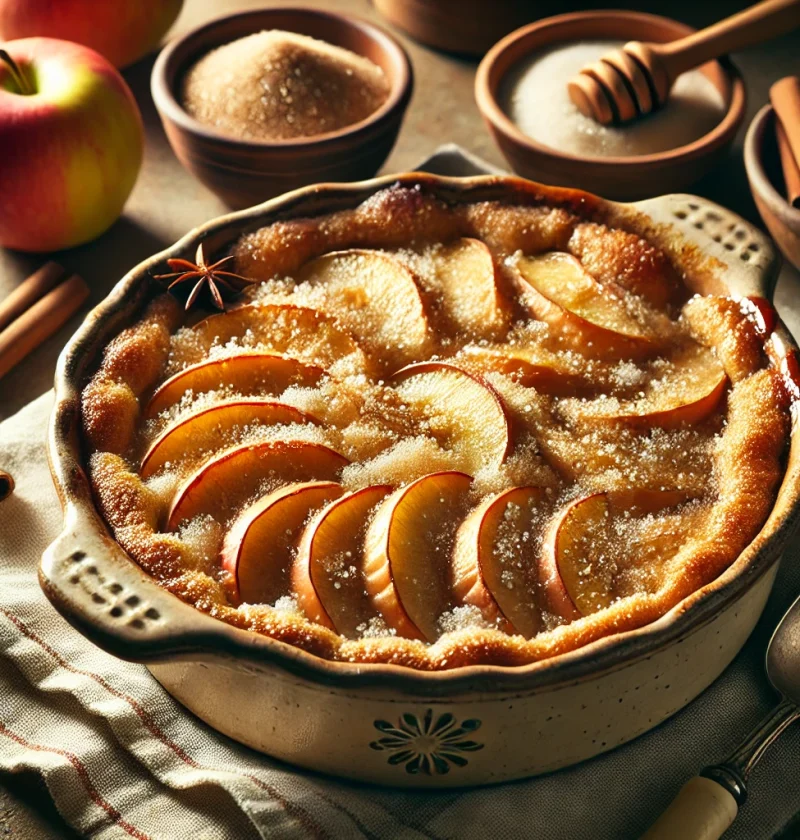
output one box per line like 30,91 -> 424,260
81,184 -> 790,670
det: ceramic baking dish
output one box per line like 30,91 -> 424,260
40,173 -> 800,787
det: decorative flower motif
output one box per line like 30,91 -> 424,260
154,242 -> 254,311
369,709 -> 483,774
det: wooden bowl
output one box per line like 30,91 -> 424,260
475,11 -> 746,201
151,7 -> 413,208
371,0 -> 539,57
745,104 -> 800,272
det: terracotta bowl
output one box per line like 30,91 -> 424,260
372,0 -> 539,57
475,11 -> 746,201
150,7 -> 413,208
41,173 -> 800,788
745,104 -> 800,272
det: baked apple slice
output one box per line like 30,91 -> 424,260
515,252 -> 664,361
140,400 -> 316,479
540,489 -> 690,620
540,493 -> 612,622
363,471 -> 472,641
297,250 -> 432,369
422,238 -> 510,337
171,304 -> 367,372
394,362 -> 512,472
145,352 -> 324,418
567,347 -> 727,430
222,481 -> 344,605
460,345 -> 596,397
453,486 -> 547,637
292,484 -> 392,635
167,440 -> 348,528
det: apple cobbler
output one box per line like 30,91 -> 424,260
81,183 -> 790,669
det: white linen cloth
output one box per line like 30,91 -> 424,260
2,148 -> 800,839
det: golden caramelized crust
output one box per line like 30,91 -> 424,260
81,184 -> 790,670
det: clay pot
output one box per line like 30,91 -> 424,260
151,7 -> 412,209
475,11 -> 746,201
745,104 -> 800,272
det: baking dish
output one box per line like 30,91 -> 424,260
40,172 -> 800,787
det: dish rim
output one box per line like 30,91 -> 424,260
150,6 -> 413,153
474,9 -> 747,168
41,169 -> 800,696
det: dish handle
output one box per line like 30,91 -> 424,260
631,193 -> 780,301
40,503 -> 224,662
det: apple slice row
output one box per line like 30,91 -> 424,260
213,470 -> 694,641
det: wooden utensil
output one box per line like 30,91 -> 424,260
568,0 -> 800,125
643,591 -> 800,839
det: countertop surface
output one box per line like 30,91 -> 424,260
2,0 -> 800,836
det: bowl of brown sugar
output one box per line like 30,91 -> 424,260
151,7 -> 413,208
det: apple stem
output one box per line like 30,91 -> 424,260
0,49 -> 34,95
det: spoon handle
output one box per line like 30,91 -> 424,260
642,698 -> 799,840
658,0 -> 800,79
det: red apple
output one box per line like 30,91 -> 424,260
0,38 -> 143,252
0,0 -> 183,69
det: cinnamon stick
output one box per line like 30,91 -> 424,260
0,273 -> 89,381
0,261 -> 66,333
770,76 -> 800,208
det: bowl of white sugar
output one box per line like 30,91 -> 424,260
475,11 -> 746,201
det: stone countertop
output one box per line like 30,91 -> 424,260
1,0 -> 799,836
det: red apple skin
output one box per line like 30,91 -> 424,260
0,0 -> 184,68
0,38 -> 143,252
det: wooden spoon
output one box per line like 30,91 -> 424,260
568,0 -> 800,125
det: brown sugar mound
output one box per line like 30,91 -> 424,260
181,29 -> 390,141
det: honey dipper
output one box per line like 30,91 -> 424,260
568,0 -> 800,125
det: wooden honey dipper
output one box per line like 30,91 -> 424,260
568,0 -> 800,125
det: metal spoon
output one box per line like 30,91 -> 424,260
643,592 -> 800,839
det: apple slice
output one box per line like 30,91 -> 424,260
540,493 -> 612,622
394,362 -> 511,472
540,488 -> 691,621
145,352 -> 324,418
421,238 -> 510,337
515,252 -> 663,361
297,250 -> 431,369
292,484 -> 392,636
140,400 -> 316,479
568,347 -> 727,430
171,304 -> 367,372
453,486 -> 547,637
363,471 -> 472,641
167,440 -> 348,528
222,481 -> 344,605
460,345 -> 597,397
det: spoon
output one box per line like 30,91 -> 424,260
568,0 -> 800,125
643,591 -> 800,839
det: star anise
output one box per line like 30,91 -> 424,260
154,242 -> 255,311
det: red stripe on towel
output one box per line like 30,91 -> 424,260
1,608 -> 330,840
0,721 -> 152,839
